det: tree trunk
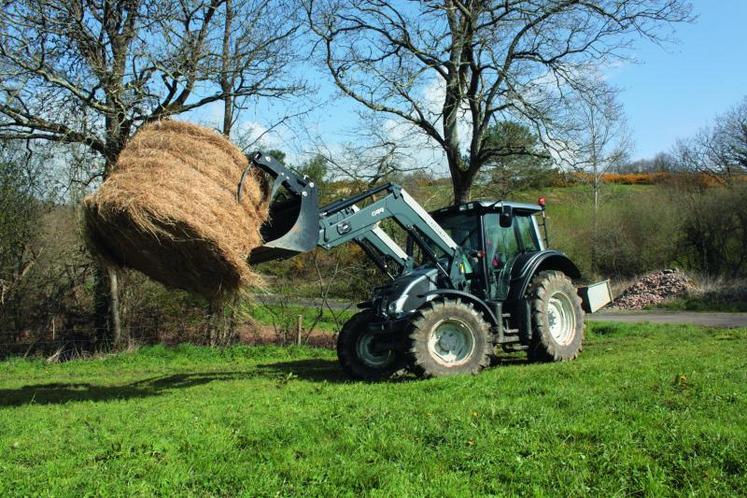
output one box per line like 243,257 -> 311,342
92,266 -> 124,348
92,150 -> 124,348
109,267 -> 122,345
590,175 -> 599,273
451,174 -> 470,205
221,0 -> 234,137
93,266 -> 111,345
206,300 -> 222,346
449,157 -> 479,205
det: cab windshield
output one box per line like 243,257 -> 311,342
408,212 -> 479,264
437,213 -> 481,252
484,213 -> 541,264
409,210 -> 542,269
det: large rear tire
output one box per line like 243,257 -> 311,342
409,299 -> 493,378
337,311 -> 402,381
527,271 -> 585,362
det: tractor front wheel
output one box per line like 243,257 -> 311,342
337,311 -> 402,381
527,271 -> 585,362
408,299 -> 493,378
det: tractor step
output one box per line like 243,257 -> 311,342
495,328 -> 522,345
501,343 -> 529,353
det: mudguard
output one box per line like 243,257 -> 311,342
506,250 -> 582,303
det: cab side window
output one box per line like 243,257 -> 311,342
515,216 -> 540,252
483,214 -> 517,268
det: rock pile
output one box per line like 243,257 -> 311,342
611,269 -> 693,310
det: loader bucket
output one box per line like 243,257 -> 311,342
244,152 -> 319,264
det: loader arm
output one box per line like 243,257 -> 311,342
246,152 -> 463,285
349,209 -> 410,277
318,183 -> 462,281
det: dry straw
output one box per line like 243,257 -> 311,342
83,120 -> 270,298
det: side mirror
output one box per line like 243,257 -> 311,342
499,205 -> 513,228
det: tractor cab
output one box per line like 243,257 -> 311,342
429,201 -> 546,301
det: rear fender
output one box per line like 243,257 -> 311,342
507,250 -> 582,303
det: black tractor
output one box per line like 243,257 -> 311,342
247,153 -> 610,380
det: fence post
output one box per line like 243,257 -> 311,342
296,315 -> 303,346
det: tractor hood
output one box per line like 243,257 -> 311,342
370,267 -> 439,318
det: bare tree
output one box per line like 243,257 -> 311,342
568,89 -> 630,272
0,145 -> 44,322
217,0 -> 306,137
305,0 -> 691,204
0,0 -> 304,344
674,96 -> 747,184
572,90 -> 630,212
307,113 -> 434,189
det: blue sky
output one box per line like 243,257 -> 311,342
192,1 -> 747,164
609,0 -> 747,159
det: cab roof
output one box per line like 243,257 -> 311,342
430,200 -> 543,217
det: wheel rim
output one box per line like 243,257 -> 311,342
428,319 -> 475,366
356,333 -> 393,368
547,290 -> 576,346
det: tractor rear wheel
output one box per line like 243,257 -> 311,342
408,299 -> 493,378
527,271 -> 585,362
337,311 -> 402,381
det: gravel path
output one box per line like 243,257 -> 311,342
588,310 -> 747,328
255,295 -> 747,329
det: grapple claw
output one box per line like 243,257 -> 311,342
244,152 -> 319,264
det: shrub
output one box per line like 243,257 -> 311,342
675,184 -> 747,276
592,191 -> 682,276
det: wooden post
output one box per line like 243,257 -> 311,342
109,268 -> 122,346
296,315 -> 303,345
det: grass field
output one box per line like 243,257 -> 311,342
1,322 -> 745,496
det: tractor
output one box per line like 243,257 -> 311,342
245,152 -> 611,380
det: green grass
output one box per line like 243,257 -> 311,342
1,322 -> 746,496
247,303 -> 355,332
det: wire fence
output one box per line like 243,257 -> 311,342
0,318 -> 339,360
0,322 -> 215,357
0,294 -> 353,359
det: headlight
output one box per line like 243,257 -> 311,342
387,301 -> 398,315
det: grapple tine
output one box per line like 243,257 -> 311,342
245,152 -> 319,264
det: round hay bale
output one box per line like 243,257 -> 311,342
82,120 -> 269,298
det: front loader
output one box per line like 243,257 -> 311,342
245,152 -> 611,380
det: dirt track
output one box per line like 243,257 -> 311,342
256,295 -> 747,329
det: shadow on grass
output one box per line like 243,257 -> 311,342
0,360 -> 365,406
491,355 -> 529,366
0,371 -> 249,407
258,355 -> 530,383
257,359 -> 374,383
0,355 -> 534,406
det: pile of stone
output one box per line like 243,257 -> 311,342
611,269 -> 694,310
